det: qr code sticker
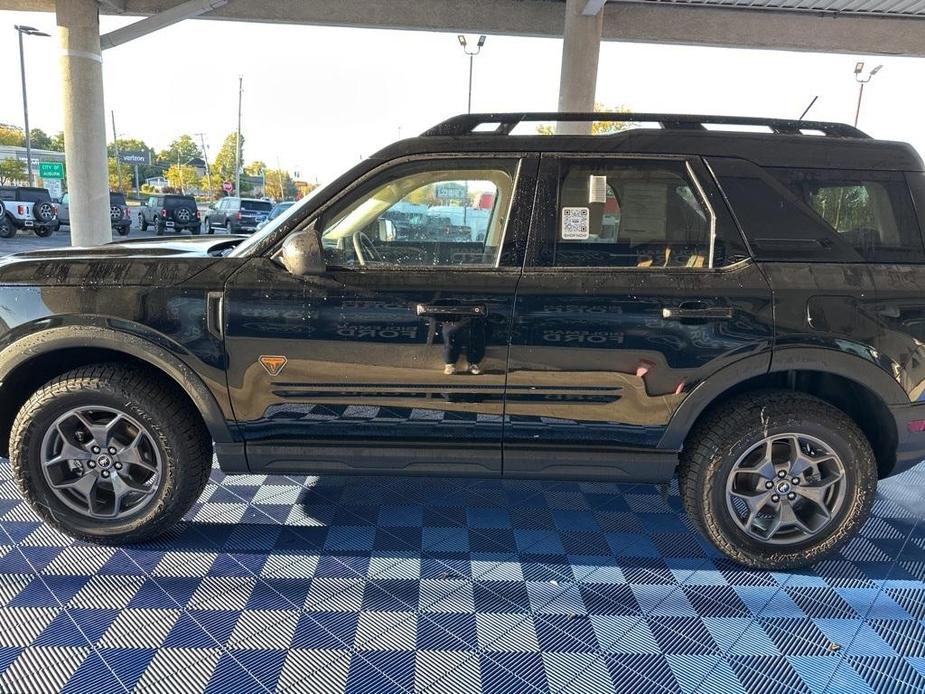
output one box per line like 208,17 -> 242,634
561,207 -> 590,240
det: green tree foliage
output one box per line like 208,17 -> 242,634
108,159 -> 133,194
244,161 -> 267,177
28,128 -> 53,151
536,103 -> 631,135
213,133 -> 242,189
165,164 -> 201,193
0,159 -> 27,184
263,168 -> 298,201
156,134 -> 202,169
0,124 -> 25,147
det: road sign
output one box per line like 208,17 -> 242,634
44,179 -> 63,200
222,181 -> 233,193
38,161 -> 64,179
119,151 -> 148,165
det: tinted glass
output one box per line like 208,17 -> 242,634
318,159 -> 519,269
771,168 -> 924,262
551,160 -> 710,268
109,193 -> 126,206
241,200 -> 272,212
164,196 -> 196,208
17,188 -> 51,203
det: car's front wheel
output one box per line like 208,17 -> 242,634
10,364 -> 212,544
678,390 -> 876,569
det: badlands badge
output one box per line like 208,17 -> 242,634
258,355 -> 288,377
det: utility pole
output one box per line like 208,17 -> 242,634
234,76 -> 243,197
15,26 -> 50,186
195,132 -> 213,198
111,110 -> 122,192
276,156 -> 285,201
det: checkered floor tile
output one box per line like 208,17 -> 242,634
0,457 -> 922,693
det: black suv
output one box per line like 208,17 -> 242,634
2,112 -> 924,570
205,196 -> 274,233
138,194 -> 200,235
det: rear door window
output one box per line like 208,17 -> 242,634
17,188 -> 50,203
165,196 -> 196,209
770,168 -> 925,262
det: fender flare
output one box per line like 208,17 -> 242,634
0,323 -> 235,444
659,347 -> 907,450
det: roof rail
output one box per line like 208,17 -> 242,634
421,112 -> 869,139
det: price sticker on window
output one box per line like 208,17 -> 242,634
561,207 -> 590,240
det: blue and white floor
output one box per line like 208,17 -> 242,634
0,457 -> 922,693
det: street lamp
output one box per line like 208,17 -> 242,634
854,62 -> 883,128
457,34 -> 486,114
14,25 -> 50,187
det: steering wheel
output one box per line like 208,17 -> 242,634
353,231 -> 383,265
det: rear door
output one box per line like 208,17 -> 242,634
223,154 -> 537,476
504,154 -> 773,481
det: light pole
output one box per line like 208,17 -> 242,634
14,25 -> 50,186
854,62 -> 883,128
457,34 -> 486,114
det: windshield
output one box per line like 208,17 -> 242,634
241,200 -> 273,212
110,193 -> 126,205
230,187 -> 322,256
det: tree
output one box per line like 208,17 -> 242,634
536,102 -> 631,135
108,158 -> 133,194
29,128 -> 53,151
49,132 -> 65,152
212,132 -> 242,189
107,137 -> 151,161
262,168 -> 298,201
156,134 -> 202,169
0,124 -> 24,147
165,164 -> 201,194
244,161 -> 267,177
0,159 -> 27,184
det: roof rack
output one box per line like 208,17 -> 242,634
422,112 -> 869,139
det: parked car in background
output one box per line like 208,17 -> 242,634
138,194 -> 200,235
256,200 -> 296,230
0,186 -> 59,238
59,192 -> 132,236
205,197 -> 273,233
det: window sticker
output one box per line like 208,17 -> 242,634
561,206 -> 590,240
589,175 -> 608,204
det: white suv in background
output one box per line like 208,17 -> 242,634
0,186 -> 59,238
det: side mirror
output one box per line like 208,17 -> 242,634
378,218 -> 396,242
278,228 -> 326,276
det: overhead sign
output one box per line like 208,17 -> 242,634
38,161 -> 64,179
119,151 -> 148,165
222,181 -> 233,193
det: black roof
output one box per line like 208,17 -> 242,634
369,113 -> 923,172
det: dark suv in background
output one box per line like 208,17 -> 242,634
138,194 -> 200,235
59,191 -> 131,236
205,196 -> 273,233
1,112 -> 924,570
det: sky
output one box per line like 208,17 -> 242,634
1,9 -> 925,184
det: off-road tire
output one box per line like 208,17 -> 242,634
140,217 -> 148,232
33,225 -> 54,238
678,389 -> 877,569
0,214 -> 14,239
10,364 -> 212,544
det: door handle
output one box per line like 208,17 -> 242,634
416,303 -> 486,318
661,304 -> 733,321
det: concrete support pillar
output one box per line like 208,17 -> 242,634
557,0 -> 604,135
56,0 -> 111,246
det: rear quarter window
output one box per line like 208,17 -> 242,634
770,168 -> 925,263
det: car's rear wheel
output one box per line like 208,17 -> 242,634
140,217 -> 148,232
678,390 -> 876,569
10,364 -> 212,544
33,225 -> 54,238
155,222 -> 165,236
0,214 -> 14,238
115,224 -> 130,236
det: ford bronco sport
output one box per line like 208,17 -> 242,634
2,112 -> 924,569
0,185 -> 59,237
138,194 -> 201,235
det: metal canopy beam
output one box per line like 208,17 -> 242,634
99,0 -> 227,49
582,0 -> 608,14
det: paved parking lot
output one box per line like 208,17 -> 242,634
0,456 -> 922,693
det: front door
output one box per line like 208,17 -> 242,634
504,154 -> 774,481
223,155 -> 536,476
